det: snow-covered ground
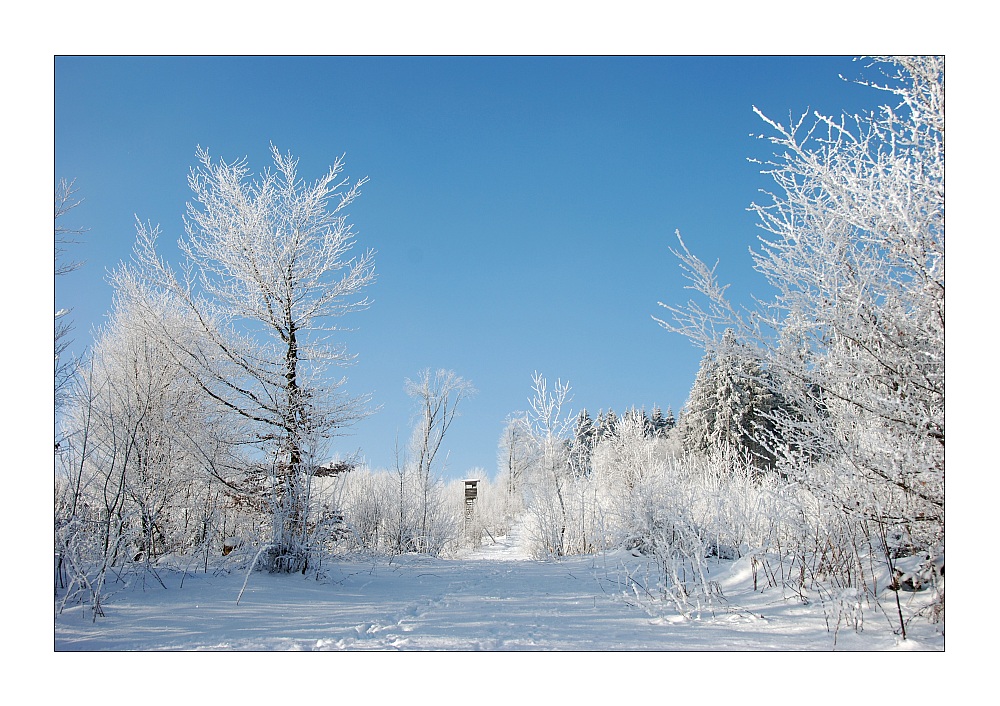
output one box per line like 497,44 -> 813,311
54,521 -> 943,652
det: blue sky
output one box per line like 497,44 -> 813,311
55,56 -> 881,479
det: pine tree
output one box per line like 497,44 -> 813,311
680,329 -> 789,469
571,409 -> 596,476
575,409 -> 596,448
604,409 -> 617,438
679,351 -> 717,455
663,406 -> 676,431
650,405 -> 666,437
622,407 -> 640,434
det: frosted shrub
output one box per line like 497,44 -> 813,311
339,465 -> 460,556
631,472 -> 721,619
682,453 -> 783,560
522,416 -> 791,617
521,470 -> 566,559
770,457 -> 936,638
521,454 -> 603,558
340,467 -> 395,553
590,432 -> 719,617
409,476 -> 458,555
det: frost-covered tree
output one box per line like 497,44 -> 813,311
650,406 -> 666,437
680,351 -> 716,448
575,409 -> 596,448
54,280 -> 242,617
522,372 -> 575,557
569,409 -> 597,476
658,56 -> 945,630
123,145 -> 376,573
602,408 -> 617,440
663,406 -> 676,431
405,368 -> 476,552
497,412 -> 534,523
55,178 -> 87,413
679,329 -> 785,469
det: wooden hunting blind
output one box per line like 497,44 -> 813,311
464,479 -> 479,540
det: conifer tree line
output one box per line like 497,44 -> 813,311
55,57 -> 943,636
568,332 -> 799,475
573,404 -> 676,448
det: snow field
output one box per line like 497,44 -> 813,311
55,535 -> 943,651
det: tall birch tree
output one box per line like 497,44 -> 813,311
123,144 -> 376,572
405,368 -> 476,551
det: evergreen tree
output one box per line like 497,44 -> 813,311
622,407 -> 641,434
570,409 -> 595,477
603,409 -> 617,438
680,351 -> 719,455
622,407 -> 653,438
680,329 -> 788,469
663,406 -> 676,431
650,405 -> 666,437
575,409 -> 596,448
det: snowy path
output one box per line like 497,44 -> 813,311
465,520 -> 532,562
54,530 -> 943,650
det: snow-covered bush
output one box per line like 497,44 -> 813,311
53,287 -> 248,616
338,466 -> 395,553
510,385 -> 934,628
495,414 -> 533,533
338,463 -> 461,557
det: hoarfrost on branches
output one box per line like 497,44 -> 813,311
655,56 -> 944,635
118,144 -> 376,574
